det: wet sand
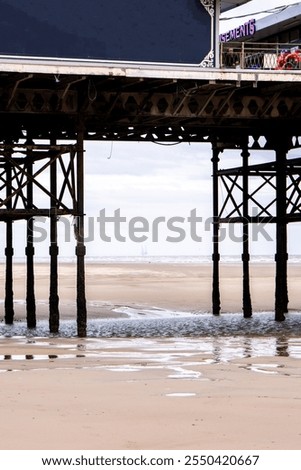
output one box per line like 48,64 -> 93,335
1,261 -> 301,319
0,337 -> 301,450
0,262 -> 301,450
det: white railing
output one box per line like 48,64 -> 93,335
220,42 -> 301,70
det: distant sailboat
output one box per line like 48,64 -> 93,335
141,245 -> 148,256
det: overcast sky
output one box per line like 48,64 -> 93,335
2,1 -> 301,260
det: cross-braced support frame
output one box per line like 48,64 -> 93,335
211,133 -> 301,321
0,132 -> 87,336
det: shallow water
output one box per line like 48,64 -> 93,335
0,311 -> 301,365
0,335 -> 300,379
1,311 -> 301,339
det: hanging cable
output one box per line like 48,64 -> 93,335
152,141 -> 182,146
107,141 -> 114,159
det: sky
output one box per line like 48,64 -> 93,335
1,1 -> 301,260
4,139 -> 301,260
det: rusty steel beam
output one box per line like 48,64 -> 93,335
75,125 -> 87,337
4,153 -> 15,325
6,74 -> 33,110
212,145 -> 221,316
25,142 -> 36,329
49,136 -> 60,334
275,145 -> 289,321
241,145 -> 252,318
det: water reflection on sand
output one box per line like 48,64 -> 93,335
0,311 -> 301,376
0,333 -> 301,378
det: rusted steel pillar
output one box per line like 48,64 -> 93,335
5,219 -> 14,324
26,144 -> 36,328
241,145 -> 252,318
4,157 -> 15,324
275,144 -> 288,321
49,138 -> 60,333
212,146 -> 221,316
76,127 -> 87,337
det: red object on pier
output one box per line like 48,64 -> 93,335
276,49 -> 301,69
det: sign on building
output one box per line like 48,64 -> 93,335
220,19 -> 256,42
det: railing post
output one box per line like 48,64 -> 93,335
241,42 -> 245,69
220,42 -> 223,68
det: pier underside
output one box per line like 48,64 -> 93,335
1,68 -> 301,335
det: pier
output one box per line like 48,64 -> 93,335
1,60 -> 301,335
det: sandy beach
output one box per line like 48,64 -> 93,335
1,261 -> 301,318
0,261 -> 301,450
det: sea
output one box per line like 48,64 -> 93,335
7,254 -> 300,264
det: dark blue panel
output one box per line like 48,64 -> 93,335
0,0 -> 213,64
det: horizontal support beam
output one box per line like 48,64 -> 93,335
0,208 -> 76,220
0,144 -> 75,152
218,157 -> 301,176
218,215 -> 301,223
0,88 -> 78,114
1,57 -> 301,84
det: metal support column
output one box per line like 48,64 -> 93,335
26,143 -> 36,328
4,155 -> 14,324
76,127 -> 87,337
242,145 -> 252,318
212,145 -> 221,316
49,137 -> 60,333
275,145 -> 288,321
